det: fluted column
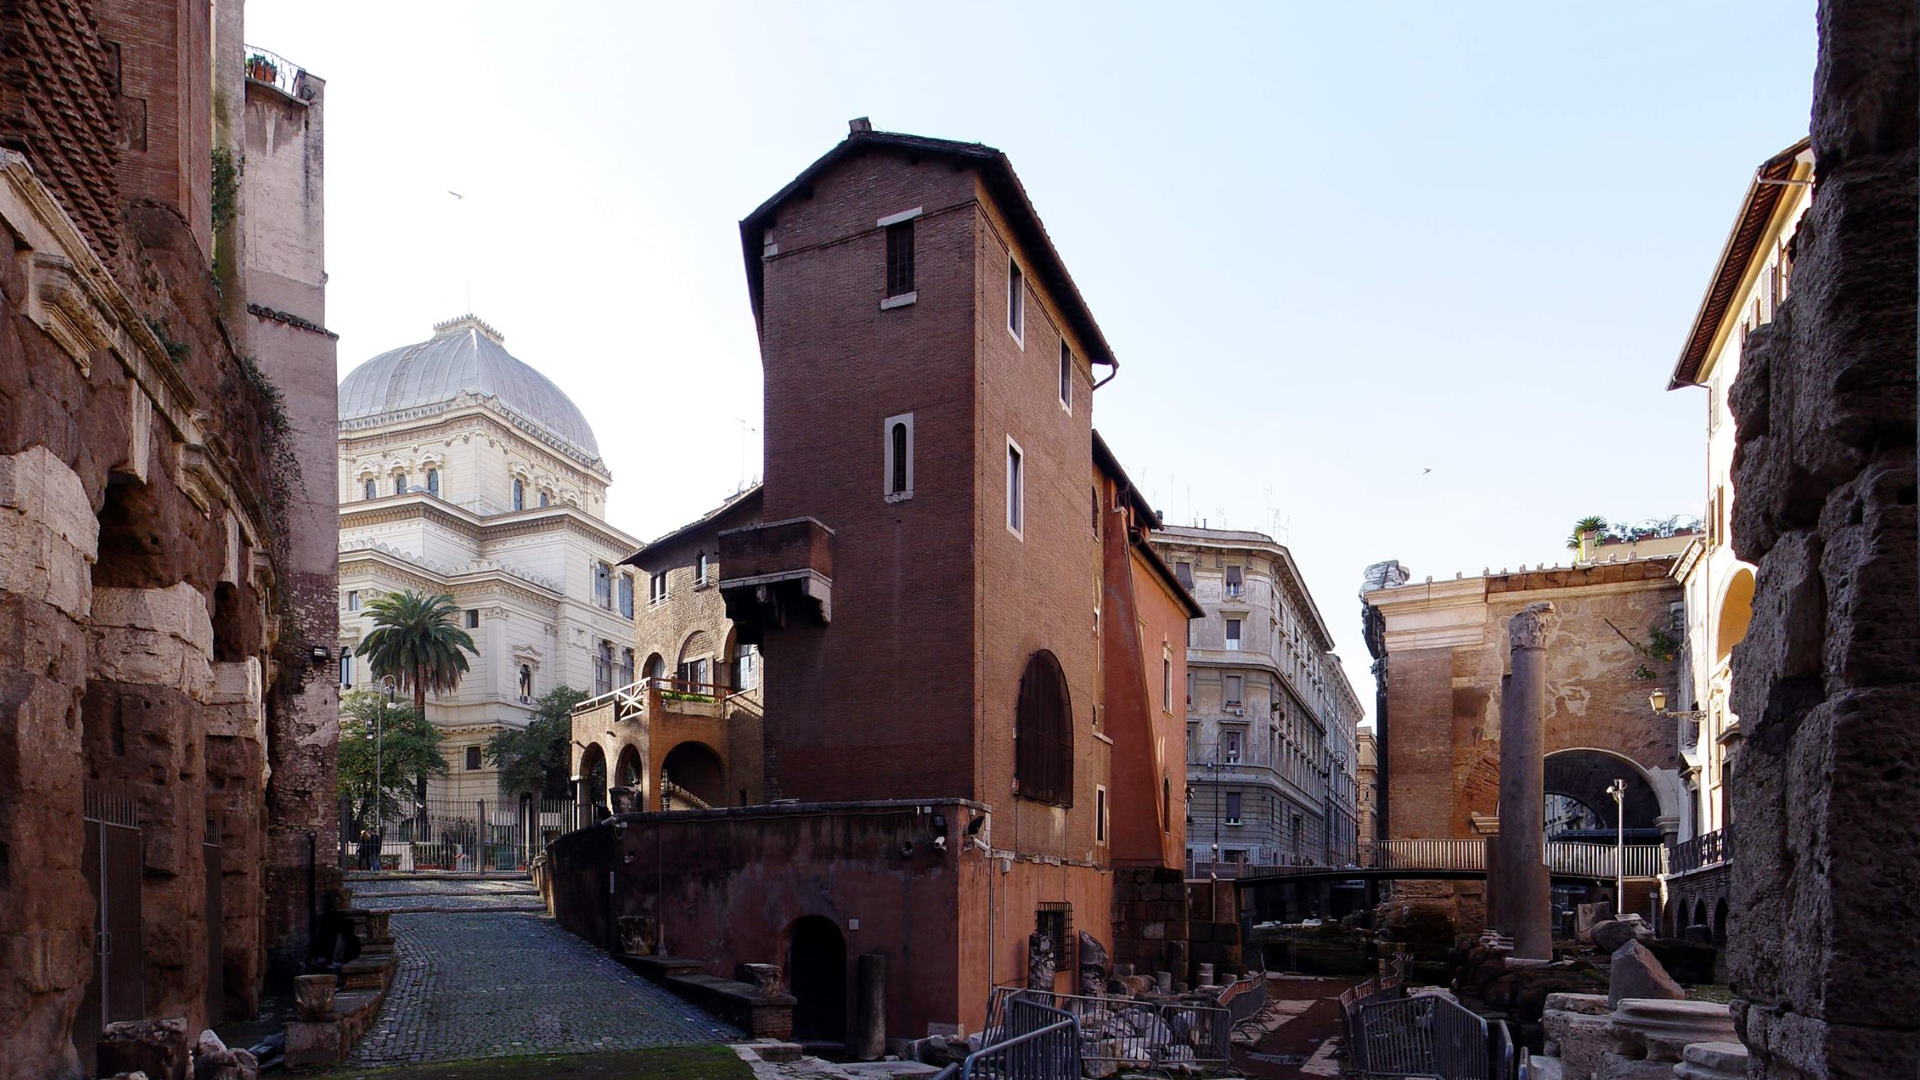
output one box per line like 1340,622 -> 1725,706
1497,602 -> 1555,960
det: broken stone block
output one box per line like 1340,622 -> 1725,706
617,915 -> 658,957
1589,916 -> 1654,955
1607,998 -> 1736,1063
1541,995 -> 1611,1080
193,1045 -> 259,1080
1607,942 -> 1685,1006
294,973 -> 336,1020
98,1016 -> 190,1080
735,962 -> 782,996
1077,930 -> 1109,995
1673,1040 -> 1749,1079
1027,930 -> 1055,991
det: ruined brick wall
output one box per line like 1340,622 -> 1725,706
1725,1 -> 1918,1074
1111,867 -> 1190,983
0,2 -> 334,1073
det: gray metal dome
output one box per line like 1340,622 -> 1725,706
338,315 -> 600,459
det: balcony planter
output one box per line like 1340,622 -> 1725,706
246,54 -> 277,82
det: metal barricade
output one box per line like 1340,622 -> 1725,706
1348,990 -> 1516,1079
984,985 -> 1232,1067
939,996 -> 1080,1080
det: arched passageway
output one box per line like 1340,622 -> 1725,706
660,741 -> 725,809
614,744 -> 644,792
787,916 -> 847,1044
1716,569 -> 1756,664
1694,899 -> 1709,931
1714,899 -> 1728,946
1542,749 -> 1662,843
577,743 -> 609,816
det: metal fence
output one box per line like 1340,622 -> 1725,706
1221,972 -> 1270,1028
985,985 -> 1231,1067
1348,993 -> 1515,1079
341,796 -> 574,872
937,996 -> 1080,1080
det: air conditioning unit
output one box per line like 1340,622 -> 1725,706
1227,706 -> 1244,716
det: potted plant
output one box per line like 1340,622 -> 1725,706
246,53 -> 277,83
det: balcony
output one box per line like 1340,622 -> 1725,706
243,46 -> 316,102
1666,828 -> 1733,875
718,517 -> 834,643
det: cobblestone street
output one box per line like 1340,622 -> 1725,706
347,877 -> 738,1065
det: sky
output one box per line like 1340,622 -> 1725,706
245,1 -> 1817,721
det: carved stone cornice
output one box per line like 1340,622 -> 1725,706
1507,602 -> 1557,651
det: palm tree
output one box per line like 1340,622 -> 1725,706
1566,515 -> 1609,551
354,590 -> 479,718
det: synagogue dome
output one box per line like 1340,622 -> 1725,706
338,315 -> 599,460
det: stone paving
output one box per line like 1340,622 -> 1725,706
348,878 -> 737,1065
349,877 -> 548,914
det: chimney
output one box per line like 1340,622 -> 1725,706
848,117 -> 873,134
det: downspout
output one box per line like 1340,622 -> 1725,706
1092,363 -> 1118,392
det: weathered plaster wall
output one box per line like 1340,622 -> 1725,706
1724,1 -> 1917,1074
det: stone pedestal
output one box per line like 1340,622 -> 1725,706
1606,999 -> 1736,1064
1673,1040 -> 1749,1079
1495,603 -> 1555,960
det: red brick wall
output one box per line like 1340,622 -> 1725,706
0,0 -> 123,255
753,150 -> 982,803
96,0 -> 213,259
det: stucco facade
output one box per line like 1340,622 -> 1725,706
1150,526 -> 1362,873
337,317 -> 640,808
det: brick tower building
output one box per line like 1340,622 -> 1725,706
549,123 -> 1198,1045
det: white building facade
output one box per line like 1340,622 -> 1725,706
1151,526 -> 1363,873
337,315 -> 640,808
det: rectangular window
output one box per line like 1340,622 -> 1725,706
1035,904 -> 1072,979
649,571 -> 668,603
1225,791 -> 1242,824
465,746 -> 482,771
885,219 -> 915,297
1162,656 -> 1172,712
735,644 -> 759,691
1224,729 -> 1242,763
1226,619 -> 1242,650
594,561 -> 613,609
884,413 -> 914,500
1058,341 -> 1072,411
339,648 -> 353,688
620,648 -> 635,686
464,608 -> 479,629
1007,258 -> 1024,341
1186,672 -> 1194,706
346,590 -> 360,612
1006,439 -> 1023,536
618,575 -> 634,618
1095,786 -> 1108,845
1175,561 -> 1194,588
1225,674 -> 1243,706
1222,847 -> 1248,864
1225,565 -> 1243,597
1187,725 -> 1198,762
694,552 -> 709,586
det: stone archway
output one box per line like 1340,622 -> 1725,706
786,915 -> 847,1043
660,741 -> 725,810
614,743 -> 644,791
1542,748 -> 1662,842
577,743 -> 609,815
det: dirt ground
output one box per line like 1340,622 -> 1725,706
1233,975 -> 1358,1080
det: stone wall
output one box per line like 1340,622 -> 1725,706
0,3 -> 334,1074
1110,868 -> 1189,984
1724,1 -> 1918,1075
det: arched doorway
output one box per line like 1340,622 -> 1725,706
678,631 -> 712,688
1542,749 -> 1662,843
643,653 -> 666,682
660,741 -> 725,809
1693,899 -> 1709,932
787,916 -> 847,1044
577,743 -> 609,817
1713,899 -> 1728,946
614,743 -> 644,792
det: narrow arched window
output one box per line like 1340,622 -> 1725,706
426,468 -> 440,496
362,477 -> 376,500
1015,650 -> 1072,806
883,412 -> 913,500
890,424 -> 908,492
512,478 -> 525,510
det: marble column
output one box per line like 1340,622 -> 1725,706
1497,602 -> 1555,960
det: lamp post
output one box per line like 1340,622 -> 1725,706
377,675 -> 398,866
1606,778 -> 1627,916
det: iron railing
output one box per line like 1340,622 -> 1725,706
985,986 -> 1232,1067
242,45 -> 314,100
1348,992 -> 1515,1079
342,796 -> 574,872
1221,972 -> 1269,1028
1667,828 -> 1733,875
937,997 -> 1080,1080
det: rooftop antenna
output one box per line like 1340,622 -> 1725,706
732,417 -> 758,492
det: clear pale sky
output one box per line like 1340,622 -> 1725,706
245,1 -> 1816,719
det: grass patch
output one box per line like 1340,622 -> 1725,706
313,1045 -> 748,1080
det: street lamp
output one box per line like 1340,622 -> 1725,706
1605,778 -> 1627,916
376,675 -> 398,866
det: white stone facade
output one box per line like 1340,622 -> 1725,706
1151,525 -> 1363,870
337,319 -> 640,807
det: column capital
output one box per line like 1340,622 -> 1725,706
1508,602 -> 1557,651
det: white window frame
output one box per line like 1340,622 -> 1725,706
1006,436 -> 1024,538
1162,650 -> 1173,713
1058,340 -> 1073,413
883,412 -> 915,502
1007,257 -> 1024,345
1095,785 -> 1109,846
